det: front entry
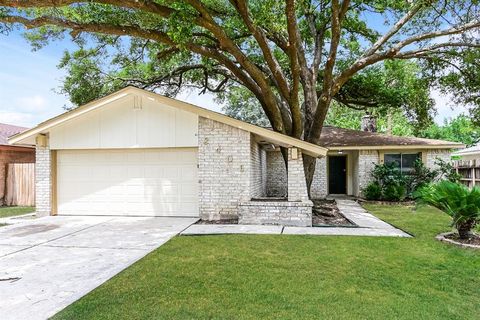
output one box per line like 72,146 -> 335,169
328,156 -> 347,194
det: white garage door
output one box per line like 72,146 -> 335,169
57,148 -> 198,217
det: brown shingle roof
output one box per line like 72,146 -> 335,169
319,126 -> 464,149
0,123 -> 29,145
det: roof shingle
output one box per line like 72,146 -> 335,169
319,126 -> 464,148
0,123 -> 29,146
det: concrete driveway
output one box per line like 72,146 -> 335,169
0,215 -> 197,320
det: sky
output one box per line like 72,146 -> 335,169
0,30 -> 468,129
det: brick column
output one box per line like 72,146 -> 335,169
287,148 -> 309,202
310,157 -> 328,198
35,136 -> 52,217
358,150 -> 379,196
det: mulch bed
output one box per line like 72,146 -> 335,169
436,232 -> 480,249
312,199 -> 354,227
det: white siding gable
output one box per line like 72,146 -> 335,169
49,94 -> 198,149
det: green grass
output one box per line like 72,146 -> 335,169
53,205 -> 480,320
0,206 -> 35,219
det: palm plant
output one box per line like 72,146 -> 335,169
414,181 -> 480,239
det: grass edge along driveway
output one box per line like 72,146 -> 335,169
53,204 -> 480,320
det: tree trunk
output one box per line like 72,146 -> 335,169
302,153 -> 317,198
300,95 -> 331,199
457,219 -> 476,239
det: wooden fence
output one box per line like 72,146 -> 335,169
454,159 -> 480,188
4,163 -> 35,206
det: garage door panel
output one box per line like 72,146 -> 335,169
57,149 -> 198,217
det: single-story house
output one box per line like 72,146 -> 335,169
0,123 -> 35,205
9,87 -> 464,226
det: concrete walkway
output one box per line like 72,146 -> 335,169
182,200 -> 410,237
0,215 -> 197,320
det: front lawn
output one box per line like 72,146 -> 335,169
0,206 -> 35,219
53,205 -> 480,320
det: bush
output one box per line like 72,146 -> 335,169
406,160 -> 438,196
363,182 -> 382,200
371,162 -> 405,187
383,184 -> 406,202
414,181 -> 480,239
434,158 -> 462,183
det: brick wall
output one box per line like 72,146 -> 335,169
35,144 -> 51,217
198,117 -> 251,220
358,150 -> 379,196
250,137 -> 267,198
287,148 -> 310,202
238,201 -> 312,227
266,151 -> 287,197
425,149 -> 452,170
0,147 -> 35,204
310,157 -> 328,199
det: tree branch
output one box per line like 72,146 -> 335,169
362,2 -> 424,57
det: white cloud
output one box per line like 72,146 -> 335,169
0,112 -> 36,128
430,88 -> 468,124
15,95 -> 48,112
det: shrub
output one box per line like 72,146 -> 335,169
371,162 -> 405,187
383,184 -> 406,202
414,181 -> 480,239
363,182 -> 382,200
405,159 -> 438,196
434,158 -> 462,183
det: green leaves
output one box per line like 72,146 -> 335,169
415,181 -> 480,236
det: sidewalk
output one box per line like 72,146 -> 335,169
182,200 -> 411,238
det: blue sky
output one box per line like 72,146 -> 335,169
0,30 -> 467,128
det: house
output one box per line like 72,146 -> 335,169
452,144 -> 480,161
8,87 -> 464,226
9,87 -> 326,227
267,122 -> 464,199
0,123 -> 35,205
451,145 -> 480,188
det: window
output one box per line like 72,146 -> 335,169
384,153 -> 421,174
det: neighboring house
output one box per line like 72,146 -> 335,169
0,123 -> 35,205
451,145 -> 480,188
8,87 -> 464,226
452,144 -> 480,161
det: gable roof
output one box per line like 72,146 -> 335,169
0,123 -> 29,146
9,86 -> 328,157
319,126 -> 465,150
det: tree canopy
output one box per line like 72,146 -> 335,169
1,0 -> 479,188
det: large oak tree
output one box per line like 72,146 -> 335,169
1,0 -> 479,192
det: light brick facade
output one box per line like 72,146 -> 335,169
310,157 -> 328,198
239,149 -> 313,227
266,151 -> 287,197
287,148 -> 310,202
357,150 -> 380,196
426,149 -> 452,170
198,117 -> 251,220
250,137 -> 267,198
238,201 -> 312,227
35,144 -> 52,217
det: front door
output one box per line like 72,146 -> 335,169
328,156 -> 347,194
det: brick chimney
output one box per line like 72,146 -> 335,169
361,114 -> 377,132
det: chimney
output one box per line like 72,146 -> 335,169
361,114 -> 377,132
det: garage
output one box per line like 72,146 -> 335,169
57,148 -> 199,216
